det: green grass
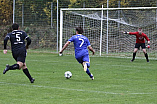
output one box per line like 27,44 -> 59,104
0,50 -> 157,104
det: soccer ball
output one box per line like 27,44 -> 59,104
64,71 -> 72,79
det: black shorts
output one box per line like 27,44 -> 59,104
12,48 -> 26,63
135,43 -> 146,49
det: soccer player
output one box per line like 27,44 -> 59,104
123,27 -> 150,62
59,27 -> 95,80
3,23 -> 35,83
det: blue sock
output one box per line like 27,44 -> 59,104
86,68 -> 92,77
86,63 -> 90,68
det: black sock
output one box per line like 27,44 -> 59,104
23,68 -> 33,80
132,52 -> 136,60
9,64 -> 19,70
145,53 -> 149,61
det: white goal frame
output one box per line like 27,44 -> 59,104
60,7 -> 157,56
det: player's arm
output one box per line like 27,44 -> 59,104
123,31 -> 137,35
3,36 -> 9,54
88,46 -> 95,55
144,34 -> 150,48
144,34 -> 150,43
25,37 -> 31,49
59,41 -> 70,54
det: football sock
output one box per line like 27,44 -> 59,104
23,68 -> 32,80
86,68 -> 92,78
86,63 -> 90,68
145,53 -> 149,61
132,52 -> 136,60
9,64 -> 19,70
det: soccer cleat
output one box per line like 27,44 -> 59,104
30,78 -> 35,83
3,64 -> 10,74
90,74 -> 94,80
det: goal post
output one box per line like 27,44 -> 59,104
60,7 -> 157,56
60,9 -> 63,53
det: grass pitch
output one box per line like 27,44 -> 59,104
0,51 -> 157,104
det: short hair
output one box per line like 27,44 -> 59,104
76,27 -> 83,34
12,23 -> 19,30
138,27 -> 142,30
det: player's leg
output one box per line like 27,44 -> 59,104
141,43 -> 149,62
3,52 -> 22,74
22,63 -> 35,83
76,56 -> 87,71
82,62 -> 88,72
82,61 -> 90,72
82,55 -> 94,80
82,62 -> 94,80
3,64 -> 19,74
3,61 -> 24,74
9,51 -> 25,70
131,48 -> 138,62
76,55 -> 94,80
143,49 -> 149,62
131,43 -> 139,62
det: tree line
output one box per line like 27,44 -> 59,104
0,0 -> 156,26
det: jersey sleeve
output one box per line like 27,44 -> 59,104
26,37 -> 31,46
68,36 -> 74,42
4,34 -> 10,49
23,32 -> 29,39
144,33 -> 150,41
23,31 -> 31,46
129,32 -> 138,35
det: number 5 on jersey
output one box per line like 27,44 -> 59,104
16,34 -> 21,41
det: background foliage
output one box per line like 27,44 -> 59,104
1,0 -> 156,26
0,0 -> 157,51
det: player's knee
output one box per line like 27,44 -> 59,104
18,64 -> 23,69
86,63 -> 90,68
17,62 -> 24,69
142,50 -> 146,54
22,64 -> 27,69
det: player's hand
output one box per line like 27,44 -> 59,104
26,45 -> 29,49
147,45 -> 150,49
3,50 -> 7,54
123,31 -> 128,34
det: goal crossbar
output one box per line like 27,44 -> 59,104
61,7 -> 157,11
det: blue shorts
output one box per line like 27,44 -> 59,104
75,54 -> 89,64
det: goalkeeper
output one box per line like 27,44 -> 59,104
123,27 -> 150,62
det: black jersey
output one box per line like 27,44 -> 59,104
4,30 -> 29,51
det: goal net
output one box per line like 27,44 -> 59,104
60,7 -> 157,56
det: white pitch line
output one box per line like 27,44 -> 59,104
0,82 -> 153,95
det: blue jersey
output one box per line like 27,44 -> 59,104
68,34 -> 91,57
